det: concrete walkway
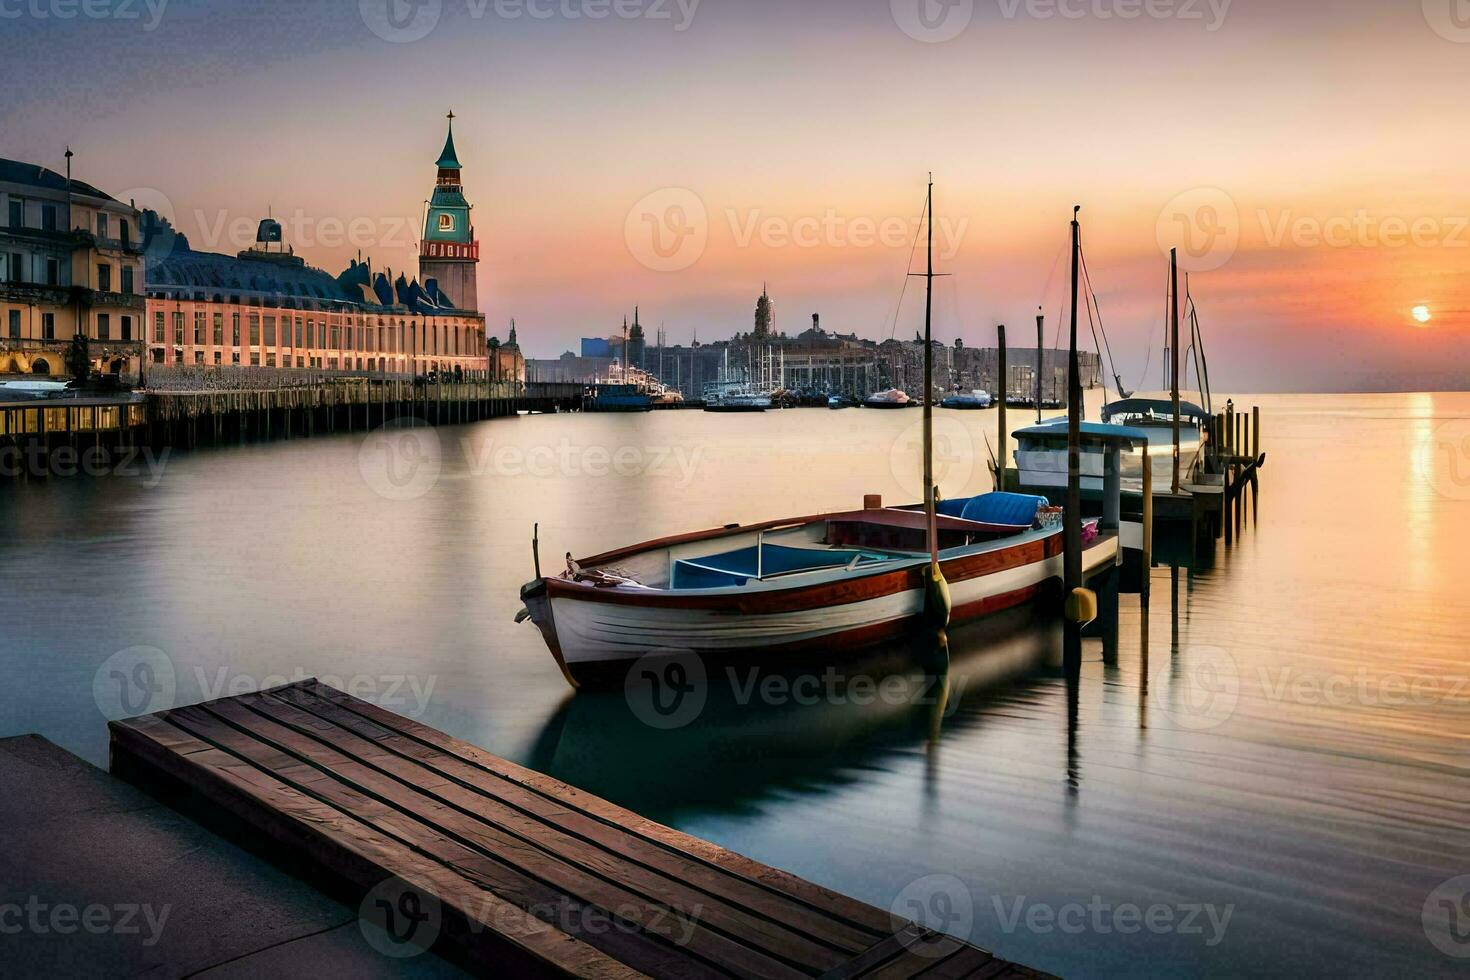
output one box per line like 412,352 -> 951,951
0,734 -> 465,978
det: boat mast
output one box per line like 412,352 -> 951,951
1064,206 -> 1083,670
1170,248 -> 1181,495
923,176 -> 938,571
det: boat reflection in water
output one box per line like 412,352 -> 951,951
525,602 -> 1062,823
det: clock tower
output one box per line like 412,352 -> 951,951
419,112 -> 480,312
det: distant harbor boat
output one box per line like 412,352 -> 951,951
940,390 -> 992,410
863,389 -> 911,409
704,389 -> 772,413
585,383 -> 653,413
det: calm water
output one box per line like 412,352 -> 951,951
2,392 -> 1467,977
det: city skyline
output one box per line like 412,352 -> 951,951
5,0 -> 1469,391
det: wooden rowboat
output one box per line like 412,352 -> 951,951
517,494 -> 1119,688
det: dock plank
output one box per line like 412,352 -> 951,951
108,681 -> 1051,979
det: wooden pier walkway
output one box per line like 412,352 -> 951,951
110,680 -> 1048,979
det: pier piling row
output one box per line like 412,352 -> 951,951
0,380 -> 586,478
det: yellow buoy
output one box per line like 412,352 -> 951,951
1066,587 -> 1098,626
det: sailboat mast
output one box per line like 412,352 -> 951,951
1035,308 -> 1045,424
1065,206 -> 1083,670
1170,247 -> 1181,495
923,176 -> 938,570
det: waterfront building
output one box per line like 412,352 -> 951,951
1,155 -> 146,379
141,117 -> 505,381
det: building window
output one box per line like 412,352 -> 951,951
214,351 -> 222,365
98,314 -> 111,340
119,219 -> 131,246
7,310 -> 19,339
306,320 -> 315,348
122,266 -> 134,294
249,314 -> 260,346
194,311 -> 205,344
294,317 -> 303,348
7,199 -> 22,229
121,315 -> 133,342
97,263 -> 112,292
232,313 -> 241,346
96,213 -> 109,239
172,312 -> 184,345
264,316 -> 277,345
42,313 -> 55,340
8,253 -> 25,284
154,311 -> 165,342
213,312 -> 224,345
194,351 -> 204,365
41,205 -> 57,232
45,258 -> 59,286
250,353 -> 260,366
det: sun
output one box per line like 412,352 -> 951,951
1412,305 -> 1432,325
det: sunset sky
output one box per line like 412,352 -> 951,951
4,0 -> 1468,390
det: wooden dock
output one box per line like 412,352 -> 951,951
109,680 -> 1049,979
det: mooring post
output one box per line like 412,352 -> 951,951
996,324 -> 1007,491
1142,445 -> 1154,608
